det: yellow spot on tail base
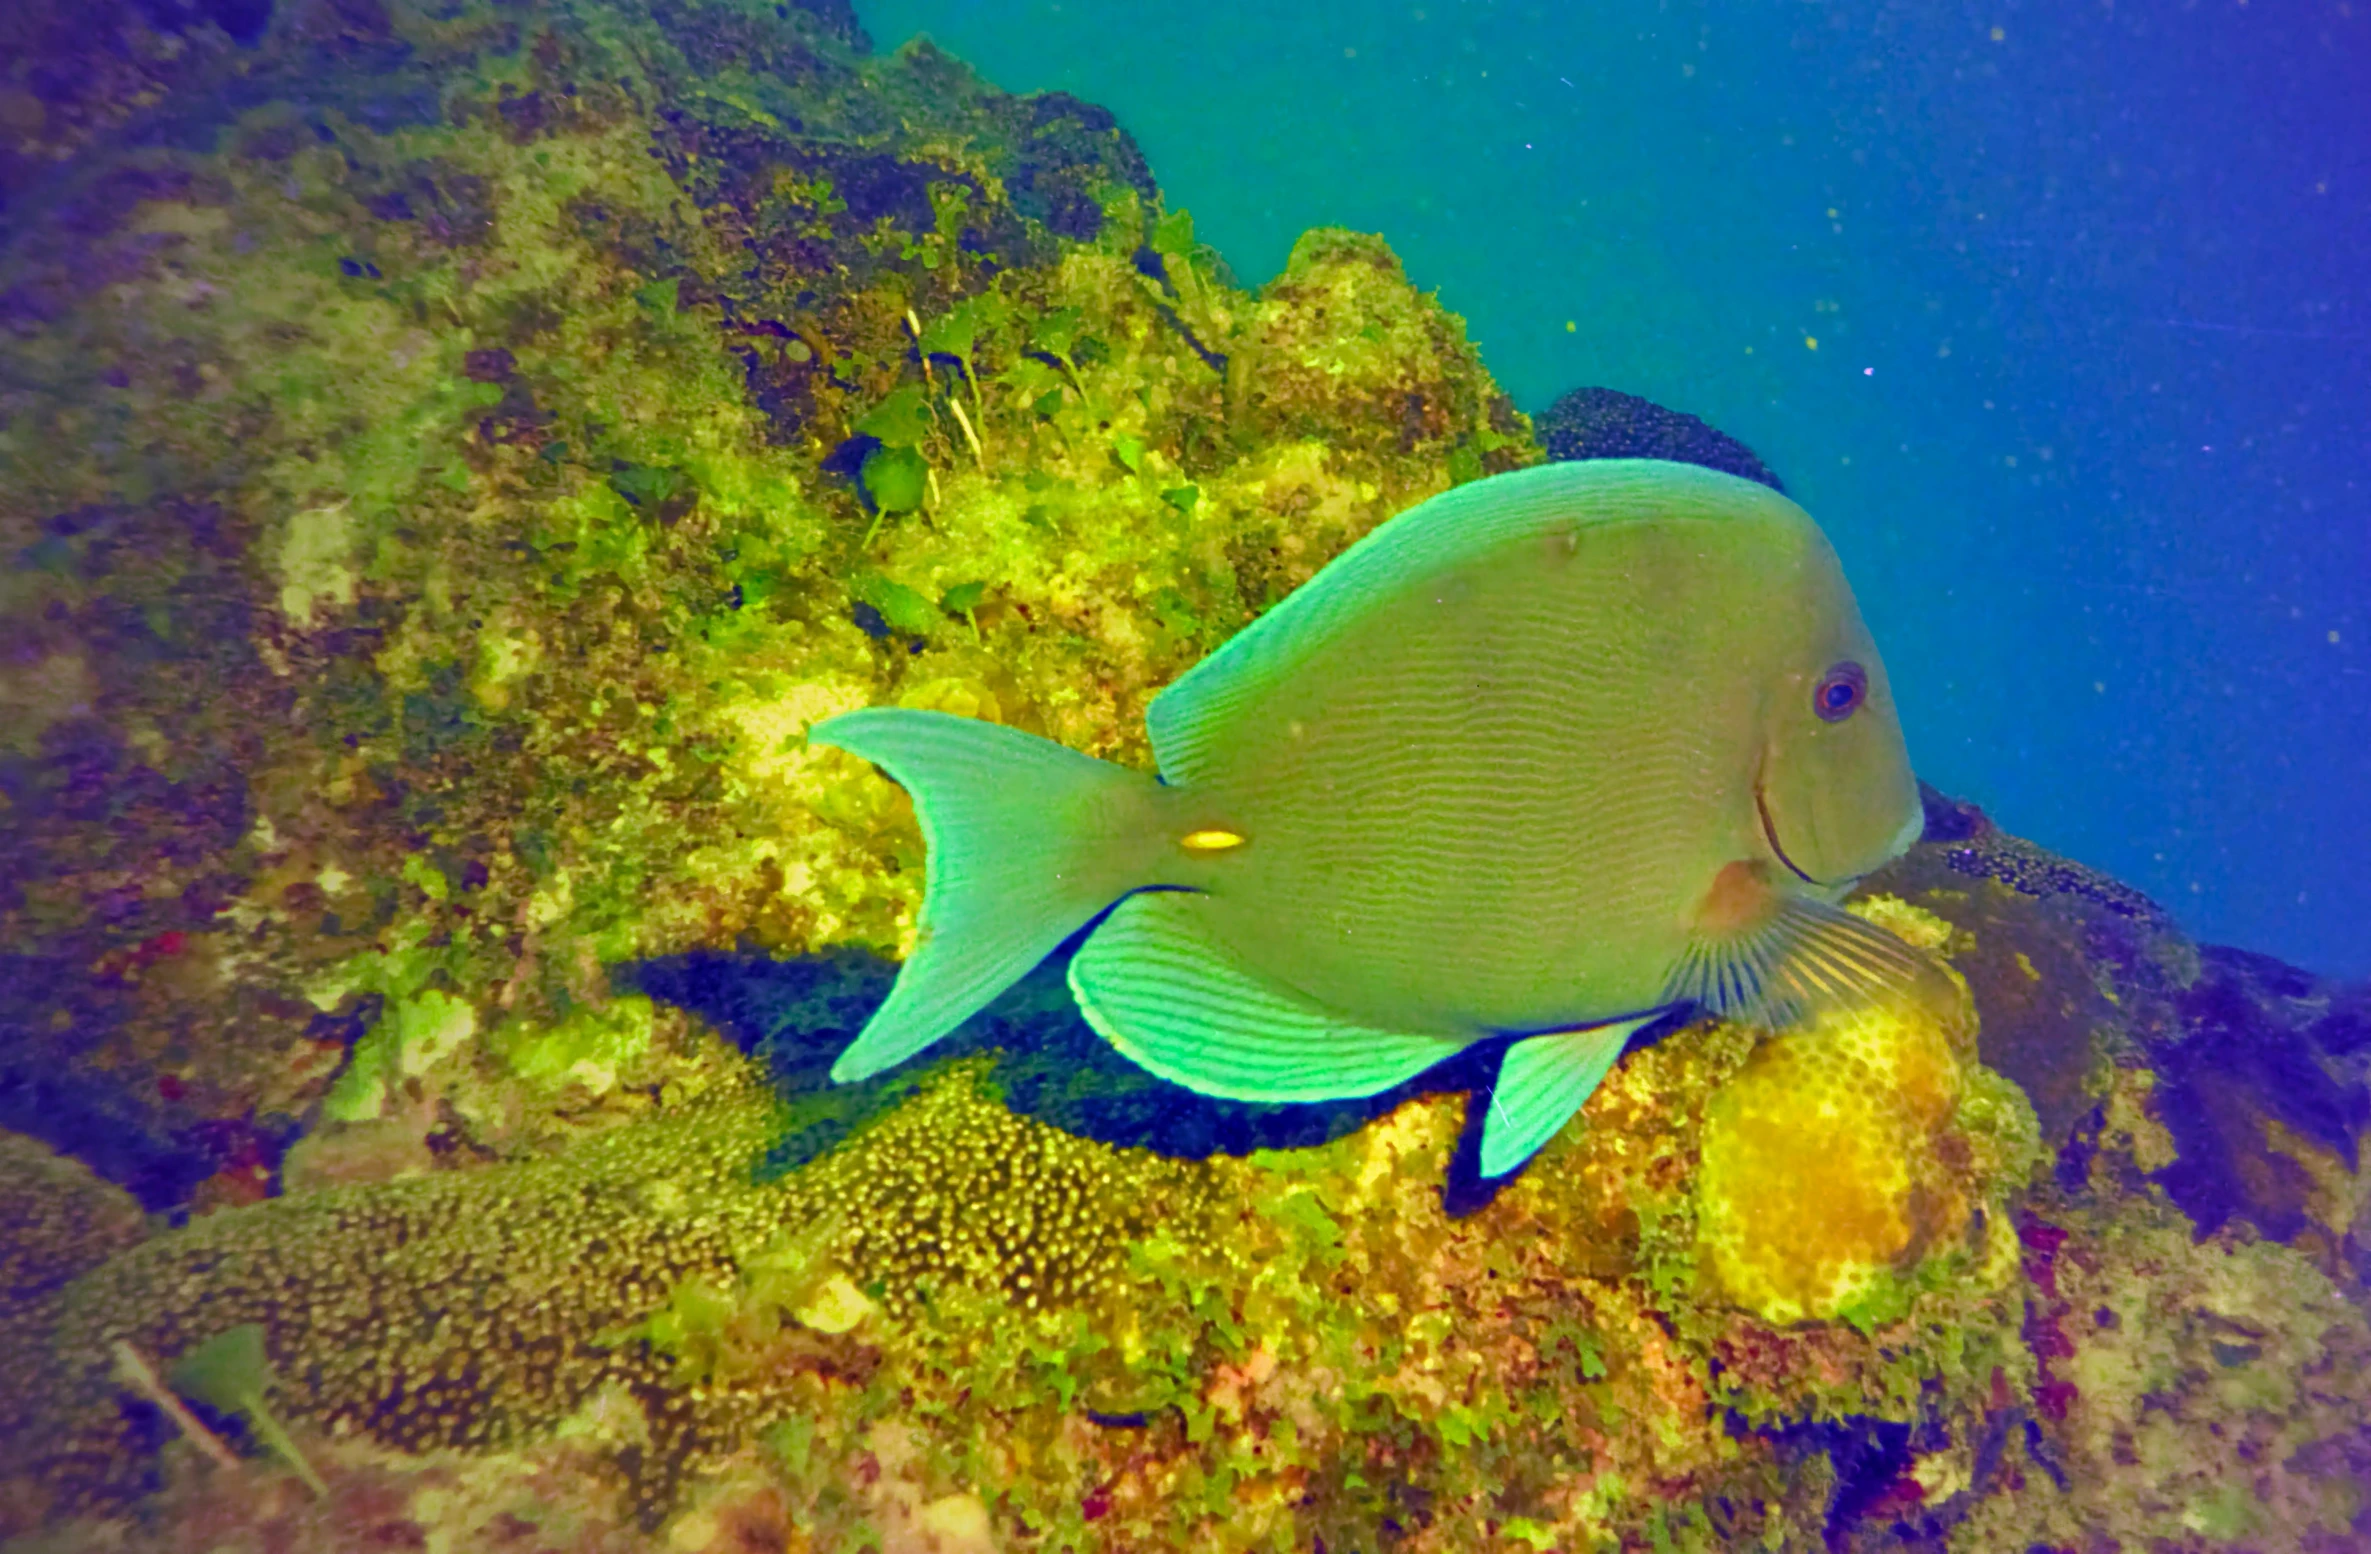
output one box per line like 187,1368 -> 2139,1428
1180,828 -> 1246,852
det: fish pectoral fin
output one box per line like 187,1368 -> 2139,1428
1663,893 -> 1930,1028
1068,891 -> 1464,1103
1479,1016 -> 1660,1180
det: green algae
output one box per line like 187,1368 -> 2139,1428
493,992 -> 660,1097
165,1323 -> 328,1498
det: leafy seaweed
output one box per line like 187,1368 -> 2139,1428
855,384 -> 933,447
168,1325 -> 328,1497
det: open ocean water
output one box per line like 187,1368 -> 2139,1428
866,0 -> 2371,975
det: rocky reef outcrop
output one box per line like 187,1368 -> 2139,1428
2,0 -> 2366,1548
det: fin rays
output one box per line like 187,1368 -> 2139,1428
1478,1016 -> 1657,1179
1069,891 -> 1463,1103
809,708 -> 1162,1083
1664,894 -> 1927,1027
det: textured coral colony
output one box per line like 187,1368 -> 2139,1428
0,0 -> 2366,1549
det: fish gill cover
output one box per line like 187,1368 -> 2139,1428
0,0 -> 2366,1550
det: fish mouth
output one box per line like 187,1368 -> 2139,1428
1754,780 -> 1823,887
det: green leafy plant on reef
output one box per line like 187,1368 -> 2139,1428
1026,306 -> 1094,407
854,385 -> 936,542
939,580 -> 989,642
916,292 -> 1011,421
851,573 -> 939,638
166,1324 -> 329,1498
1150,208 -> 1209,322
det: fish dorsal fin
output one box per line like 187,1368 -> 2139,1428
1478,1015 -> 1659,1179
1068,889 -> 1465,1102
1146,459 -> 1797,784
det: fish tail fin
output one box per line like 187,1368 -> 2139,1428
809,707 -> 1166,1083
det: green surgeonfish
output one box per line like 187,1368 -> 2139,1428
809,458 -> 1928,1179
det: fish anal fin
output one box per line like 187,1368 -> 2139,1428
1069,891 -> 1464,1103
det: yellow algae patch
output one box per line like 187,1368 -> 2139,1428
910,1492 -> 997,1554
468,620 -> 543,713
724,679 -> 869,791
1848,893 -> 1960,955
275,500 -> 359,626
1694,956 -> 2028,1325
896,675 -> 1002,722
794,1272 -> 879,1336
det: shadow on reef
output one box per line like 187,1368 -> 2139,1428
2154,943 -> 2371,1245
622,939 -> 1691,1218
625,768 -> 2371,1250
0,953 -> 321,1217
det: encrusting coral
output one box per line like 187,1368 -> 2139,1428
0,1131 -> 148,1457
786,1059 -> 1216,1319
1695,906 -> 2038,1327
8,1061 -> 1223,1527
3,0 -> 2369,1547
1534,384 -> 1788,493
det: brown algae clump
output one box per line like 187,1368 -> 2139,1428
1695,907 -> 2037,1324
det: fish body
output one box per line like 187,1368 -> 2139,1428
812,459 -> 1926,1178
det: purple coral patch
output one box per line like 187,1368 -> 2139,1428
2150,945 -> 2371,1240
1536,386 -> 1788,493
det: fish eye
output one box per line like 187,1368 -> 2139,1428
1813,661 -> 1867,723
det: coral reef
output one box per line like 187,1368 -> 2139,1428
0,1131 -> 147,1462
1695,922 -> 2039,1327
1534,384 -> 1786,492
3,0 -> 2368,1548
0,1131 -> 144,1315
5,1060 -> 1219,1529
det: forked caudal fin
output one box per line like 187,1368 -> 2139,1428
808,707 -> 1168,1082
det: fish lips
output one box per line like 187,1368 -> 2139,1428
1754,776 -> 1923,894
1756,780 -> 1844,892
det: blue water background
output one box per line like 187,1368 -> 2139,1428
864,0 -> 2370,976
